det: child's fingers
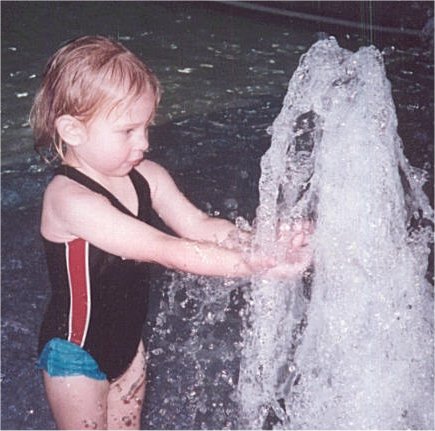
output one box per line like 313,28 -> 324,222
278,220 -> 313,244
290,231 -> 306,249
289,245 -> 312,265
246,251 -> 277,272
263,249 -> 311,279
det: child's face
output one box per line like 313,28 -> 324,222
73,90 -> 156,177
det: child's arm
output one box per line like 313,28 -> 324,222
41,177 -> 274,278
136,160 -> 239,245
137,160 -> 313,272
137,160 -> 312,258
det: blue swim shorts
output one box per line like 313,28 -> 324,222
36,338 -> 107,380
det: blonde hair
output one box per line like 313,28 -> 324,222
29,35 -> 161,161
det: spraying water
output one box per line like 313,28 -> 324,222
237,37 -> 434,429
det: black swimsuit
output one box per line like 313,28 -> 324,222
38,165 -> 153,381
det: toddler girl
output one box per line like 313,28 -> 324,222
30,35 -> 311,429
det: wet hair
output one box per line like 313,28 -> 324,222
29,35 -> 161,161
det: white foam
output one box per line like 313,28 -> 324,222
237,37 -> 434,430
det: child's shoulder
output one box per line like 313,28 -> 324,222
43,173 -> 109,217
45,173 -> 98,200
136,159 -> 167,177
135,159 -> 172,188
41,173 -> 113,242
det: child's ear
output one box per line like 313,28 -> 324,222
55,115 -> 86,147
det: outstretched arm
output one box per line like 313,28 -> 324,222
137,160 -> 239,244
137,160 -> 313,277
41,176 -> 273,278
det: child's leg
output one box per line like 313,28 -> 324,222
43,371 -> 110,429
106,341 -> 147,429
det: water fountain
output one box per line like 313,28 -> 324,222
237,36 -> 434,430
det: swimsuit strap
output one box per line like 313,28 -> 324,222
54,165 -> 151,219
127,168 -> 152,220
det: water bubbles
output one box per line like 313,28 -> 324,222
240,170 -> 249,179
237,37 -> 434,430
406,103 -> 421,112
82,419 -> 97,429
177,67 -> 195,74
223,198 -> 238,211
15,92 -> 28,98
117,34 -> 133,41
24,408 -> 35,420
148,270 -> 241,427
382,46 -> 396,56
122,415 -> 132,426
321,96 -> 332,111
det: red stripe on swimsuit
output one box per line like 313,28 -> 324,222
65,239 -> 91,347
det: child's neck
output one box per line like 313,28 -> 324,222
63,153 -> 124,190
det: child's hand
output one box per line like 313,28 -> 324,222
277,219 -> 312,251
262,245 -> 312,279
266,219 -> 314,279
246,219 -> 314,279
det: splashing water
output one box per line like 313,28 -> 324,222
237,37 -> 434,429
147,272 -> 247,429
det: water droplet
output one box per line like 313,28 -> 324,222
177,67 -> 194,74
122,416 -> 132,426
82,419 -> 97,429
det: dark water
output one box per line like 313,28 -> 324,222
1,2 -> 433,429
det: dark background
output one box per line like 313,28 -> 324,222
2,1 -> 433,429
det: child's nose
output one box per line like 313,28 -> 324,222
133,130 -> 149,151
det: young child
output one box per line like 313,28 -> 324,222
30,35 -> 311,430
